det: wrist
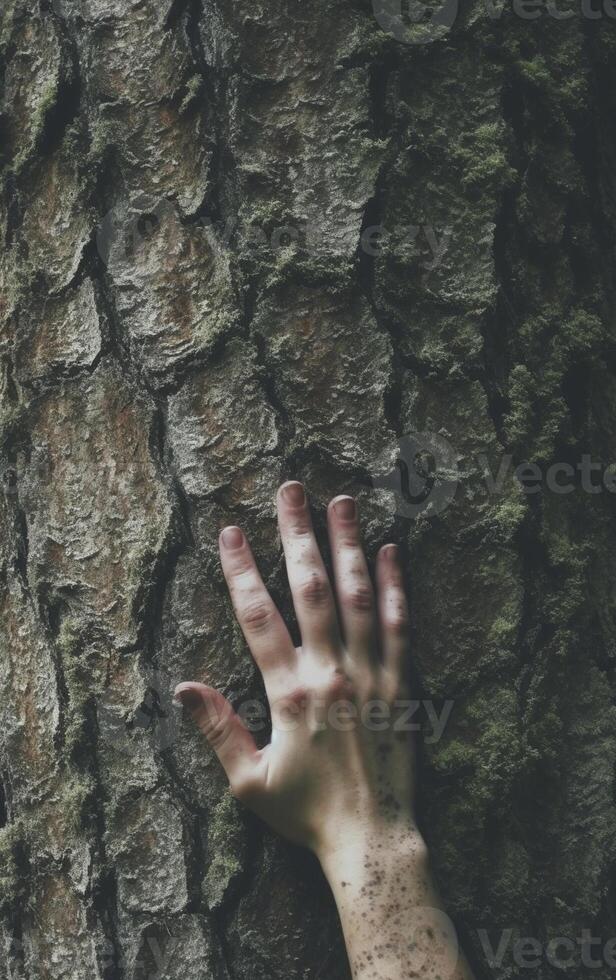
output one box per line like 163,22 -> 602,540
314,815 -> 429,885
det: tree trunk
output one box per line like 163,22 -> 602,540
1,1 -> 616,978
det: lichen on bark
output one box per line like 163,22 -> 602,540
1,1 -> 616,979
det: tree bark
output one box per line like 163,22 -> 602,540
1,1 -> 616,978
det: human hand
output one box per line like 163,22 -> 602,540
174,481 -> 418,861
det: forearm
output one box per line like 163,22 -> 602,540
318,820 -> 475,980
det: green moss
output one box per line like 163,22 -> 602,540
202,793 -> 247,910
431,737 -> 475,776
556,310 -> 602,358
0,823 -> 29,915
517,56 -> 553,90
56,619 -> 109,766
504,306 -> 605,460
180,74 -> 204,114
488,614 -> 518,648
13,77 -> 59,173
452,121 -> 516,193
430,687 -> 524,815
0,1 -> 17,57
62,774 -> 97,834
492,497 -> 527,540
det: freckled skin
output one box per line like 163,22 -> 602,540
176,483 -> 476,980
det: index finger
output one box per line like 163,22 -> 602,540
219,525 -> 297,693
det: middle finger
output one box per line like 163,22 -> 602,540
277,481 -> 341,656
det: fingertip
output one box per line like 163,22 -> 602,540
219,526 -> 244,551
277,480 -> 306,508
173,681 -> 210,711
378,543 -> 400,563
328,495 -> 357,522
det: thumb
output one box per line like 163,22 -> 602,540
173,682 -> 259,788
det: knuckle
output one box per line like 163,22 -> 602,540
384,590 -> 410,633
240,598 -> 274,634
338,535 -> 360,550
202,712 -> 229,750
344,583 -> 374,613
228,562 -> 254,585
379,667 -> 402,704
289,521 -> 312,539
312,668 -> 355,705
230,774 -> 262,805
297,572 -> 331,608
348,662 -> 381,700
386,609 -> 409,635
284,685 -> 311,708
272,686 -> 310,726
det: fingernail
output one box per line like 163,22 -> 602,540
281,481 -> 305,506
334,496 -> 356,521
382,543 -> 398,561
174,687 -> 203,710
221,526 -> 244,550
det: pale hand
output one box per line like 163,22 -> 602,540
175,483 -> 475,980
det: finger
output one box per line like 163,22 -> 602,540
376,544 -> 410,688
276,482 -> 340,654
327,495 -> 376,661
174,682 -> 263,795
219,525 -> 296,688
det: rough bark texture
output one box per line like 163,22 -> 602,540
1,1 -> 616,978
